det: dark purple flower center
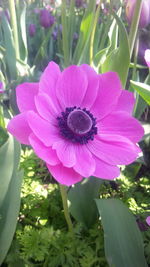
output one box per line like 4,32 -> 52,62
57,107 -> 97,144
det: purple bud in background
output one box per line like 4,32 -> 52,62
138,29 -> 150,65
4,9 -> 10,23
0,82 -> 4,93
39,9 -> 55,29
28,24 -> 36,37
146,216 -> 150,226
126,0 -> 150,28
73,32 -> 78,40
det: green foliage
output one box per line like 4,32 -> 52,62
95,198 -> 148,267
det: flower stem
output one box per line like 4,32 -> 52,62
59,184 -> 74,234
128,0 -> 142,59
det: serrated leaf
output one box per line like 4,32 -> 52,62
95,198 -> 148,267
68,177 -> 103,227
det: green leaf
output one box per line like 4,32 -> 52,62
95,198 -> 148,267
131,80 -> 150,105
0,135 -> 22,265
0,170 -> 23,265
0,126 -> 9,147
102,11 -> 130,87
1,14 -> 17,80
0,135 -> 20,209
19,3 -> 28,62
73,0 -> 96,64
68,177 -> 103,227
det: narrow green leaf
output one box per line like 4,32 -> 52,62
0,135 -> 22,265
0,170 -> 23,265
19,3 -> 28,62
95,198 -> 148,267
68,177 -> 103,227
0,127 -> 9,147
102,11 -> 130,87
0,135 -> 21,207
61,0 -> 70,66
131,80 -> 150,105
1,15 -> 17,80
73,0 -> 96,64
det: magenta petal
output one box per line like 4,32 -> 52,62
90,72 -> 122,120
39,61 -> 61,110
73,145 -> 95,177
87,135 -> 141,165
29,133 -> 59,165
7,113 -> 31,145
98,111 -> 144,143
115,90 -> 135,114
27,111 -> 60,146
56,65 -> 88,109
53,140 -> 76,167
16,83 -> 39,112
80,64 -> 99,109
35,93 -> 61,123
93,156 -> 120,180
47,163 -> 83,186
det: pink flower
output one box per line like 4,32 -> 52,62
7,62 -> 144,186
144,49 -> 150,67
126,0 -> 150,28
146,216 -> 150,226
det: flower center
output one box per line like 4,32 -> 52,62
67,109 -> 92,135
57,107 -> 97,144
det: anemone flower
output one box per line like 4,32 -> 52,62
7,62 -> 144,186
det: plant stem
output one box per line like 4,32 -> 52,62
59,184 -> 74,234
128,0 -> 142,59
8,0 -> 20,59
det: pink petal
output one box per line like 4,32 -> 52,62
56,65 -> 88,109
80,64 -> 99,109
98,111 -> 144,143
90,72 -> 122,120
29,133 -> 59,165
73,145 -> 95,177
27,111 -> 60,146
115,90 -> 135,114
35,93 -> 61,124
87,135 -> 141,165
16,83 -> 39,112
52,140 -> 76,167
47,163 -> 83,186
144,49 -> 150,68
39,61 -> 61,110
93,156 -> 120,179
7,113 -> 31,145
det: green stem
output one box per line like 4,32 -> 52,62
128,0 -> 142,59
59,184 -> 74,234
61,0 -> 70,67
8,0 -> 20,59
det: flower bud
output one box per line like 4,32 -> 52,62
144,49 -> 150,67
39,9 -> 55,29
28,23 -> 36,37
126,0 -> 150,28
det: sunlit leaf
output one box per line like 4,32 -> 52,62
102,11 -> 130,87
131,80 -> 150,105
